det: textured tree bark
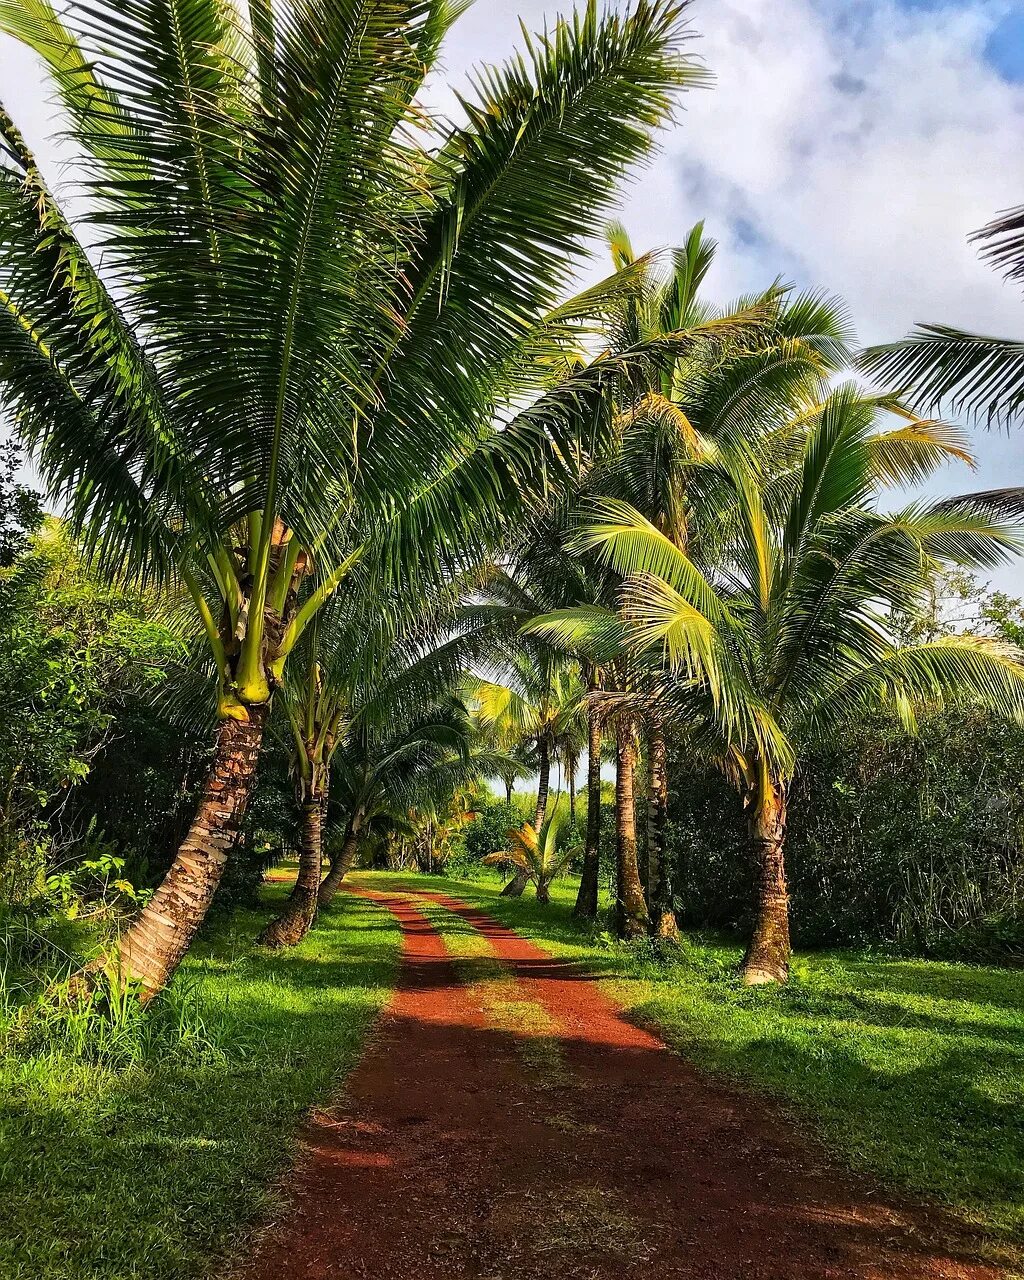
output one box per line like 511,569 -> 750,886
534,736 -> 551,831
317,820 -> 361,909
647,722 -> 680,942
535,879 -> 550,904
500,868 -> 530,897
741,778 -> 791,985
257,797 -> 323,948
615,718 -> 649,940
112,705 -> 269,999
573,698 -> 602,920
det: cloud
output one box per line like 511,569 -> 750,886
4,0 -> 1024,580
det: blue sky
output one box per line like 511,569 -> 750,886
3,0 -> 1024,587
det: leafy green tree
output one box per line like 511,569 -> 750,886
0,524 -> 182,903
0,440 -> 42,567
554,386 -> 1024,982
0,0 -> 707,993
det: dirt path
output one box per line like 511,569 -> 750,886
242,890 -> 1002,1280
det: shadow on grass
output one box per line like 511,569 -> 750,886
368,871 -> 1024,1255
0,892 -> 401,1280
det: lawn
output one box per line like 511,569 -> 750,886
359,869 -> 1024,1258
3,867 -> 1023,1277
0,886 -> 400,1280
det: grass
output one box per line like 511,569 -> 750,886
0,885 -> 400,1280
359,869 -> 1024,1261
3,866 -> 1023,1276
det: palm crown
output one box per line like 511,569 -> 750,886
565,385 -> 1024,979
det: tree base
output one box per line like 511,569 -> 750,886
257,896 -> 316,949
741,962 -> 788,986
653,910 -> 681,944
501,872 -> 528,898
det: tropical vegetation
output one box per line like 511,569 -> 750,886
2,0 -> 1024,1276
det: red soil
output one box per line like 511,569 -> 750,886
241,889 -> 1003,1280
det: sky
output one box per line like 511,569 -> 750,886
2,0 -> 1024,584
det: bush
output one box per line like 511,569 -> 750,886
666,704 -> 1024,962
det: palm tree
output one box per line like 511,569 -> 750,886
468,648 -> 586,895
318,704 -> 505,906
529,223 -> 975,941
264,587 -> 514,935
0,0 -> 708,993
484,815 -> 578,904
575,386 -> 1024,982
860,206 -> 1024,426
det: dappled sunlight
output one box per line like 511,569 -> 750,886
245,885 -> 1006,1280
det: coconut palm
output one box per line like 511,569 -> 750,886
860,206 -> 1024,427
467,647 -> 586,895
528,224 -> 981,940
542,385 -> 1024,981
0,0 -> 710,993
262,586 -> 516,940
319,703 -> 508,906
483,815 -> 578,904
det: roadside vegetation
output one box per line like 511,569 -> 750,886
0,887 -> 399,1280
2,0 -> 1024,1274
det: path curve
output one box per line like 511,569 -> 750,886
241,889 -> 1002,1280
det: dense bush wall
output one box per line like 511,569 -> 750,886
666,705 -> 1024,961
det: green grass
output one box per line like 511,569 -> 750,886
4,866 -> 1022,1276
0,886 -> 400,1280
361,869 -> 1024,1261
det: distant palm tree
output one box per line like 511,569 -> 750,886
0,0 -> 708,993
468,648 -> 586,895
484,815 -> 577,904
860,206 -> 1024,426
544,386 -> 1024,981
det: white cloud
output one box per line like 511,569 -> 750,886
4,0 -> 1024,581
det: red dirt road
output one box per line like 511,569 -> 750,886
242,890 -> 1002,1280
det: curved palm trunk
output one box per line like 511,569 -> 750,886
741,777 -> 790,985
113,705 -> 269,999
318,820 -> 361,909
502,737 -> 551,898
647,722 -> 679,943
615,718 -> 649,940
258,795 -> 324,948
573,697 -> 602,920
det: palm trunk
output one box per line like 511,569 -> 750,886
568,763 -> 577,828
500,868 -> 530,897
258,795 -> 323,948
504,778 -> 514,806
573,696 -> 602,921
111,705 -> 268,998
615,717 -> 649,940
647,722 -> 679,942
318,820 -> 361,909
534,737 -> 551,831
536,880 -> 550,905
741,777 -> 790,985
